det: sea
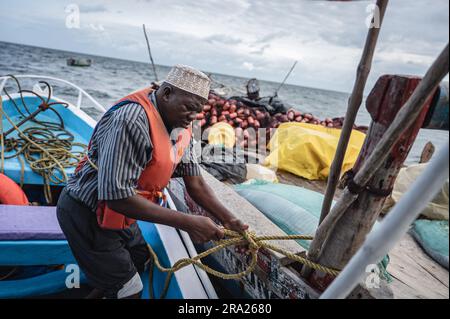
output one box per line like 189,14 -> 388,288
1,41 -> 448,164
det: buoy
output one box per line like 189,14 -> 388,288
0,173 -> 29,205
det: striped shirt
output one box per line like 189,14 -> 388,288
66,91 -> 201,212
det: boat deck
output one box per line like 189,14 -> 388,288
274,169 -> 449,299
389,233 -> 449,299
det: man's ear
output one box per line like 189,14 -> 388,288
162,86 -> 172,102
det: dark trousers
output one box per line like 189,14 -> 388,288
56,188 -> 149,297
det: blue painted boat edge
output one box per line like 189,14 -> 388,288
0,240 -> 75,265
153,223 -> 210,299
0,269 -> 87,299
138,221 -> 184,299
0,223 -> 187,299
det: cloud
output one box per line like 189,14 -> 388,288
242,62 -> 254,71
0,0 -> 448,92
78,4 -> 108,13
205,34 -> 242,45
88,23 -> 105,32
250,43 -> 270,56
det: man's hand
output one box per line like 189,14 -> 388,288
223,218 -> 249,254
183,215 -> 225,243
222,218 -> 249,233
183,175 -> 249,252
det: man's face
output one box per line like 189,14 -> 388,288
161,86 -> 205,129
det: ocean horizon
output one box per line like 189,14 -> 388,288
1,41 -> 448,164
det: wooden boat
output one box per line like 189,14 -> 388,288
1,71 -> 447,299
166,77 -> 449,299
167,157 -> 448,299
66,58 -> 92,67
0,75 -> 217,299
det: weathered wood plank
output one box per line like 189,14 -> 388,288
388,233 -> 449,299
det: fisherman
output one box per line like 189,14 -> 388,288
246,78 -> 261,101
231,78 -> 288,115
56,65 -> 248,299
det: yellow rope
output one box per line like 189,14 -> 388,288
147,228 -> 339,299
0,103 -> 88,203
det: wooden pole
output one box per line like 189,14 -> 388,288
319,0 -> 389,224
321,142 -> 449,299
274,60 -> 298,97
308,74 -> 440,291
305,44 -> 449,279
143,24 -> 159,82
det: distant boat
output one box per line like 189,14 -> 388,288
66,58 -> 92,67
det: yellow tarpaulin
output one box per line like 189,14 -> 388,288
208,122 -> 236,148
265,122 -> 366,180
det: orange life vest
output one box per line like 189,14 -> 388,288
77,87 -> 192,230
0,173 -> 29,205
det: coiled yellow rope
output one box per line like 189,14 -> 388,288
0,96 -> 93,203
147,228 -> 339,299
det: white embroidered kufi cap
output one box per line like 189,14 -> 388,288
164,64 -> 211,100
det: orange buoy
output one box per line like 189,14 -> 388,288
0,173 -> 29,205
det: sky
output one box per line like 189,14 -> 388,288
0,0 -> 448,92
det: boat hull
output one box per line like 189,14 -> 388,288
67,58 -> 92,67
0,219 -> 204,299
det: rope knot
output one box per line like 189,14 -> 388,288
146,227 -> 340,299
242,230 -> 260,250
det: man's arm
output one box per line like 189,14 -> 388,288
173,135 -> 248,233
183,175 -> 249,233
96,104 -> 223,243
106,195 -> 224,243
